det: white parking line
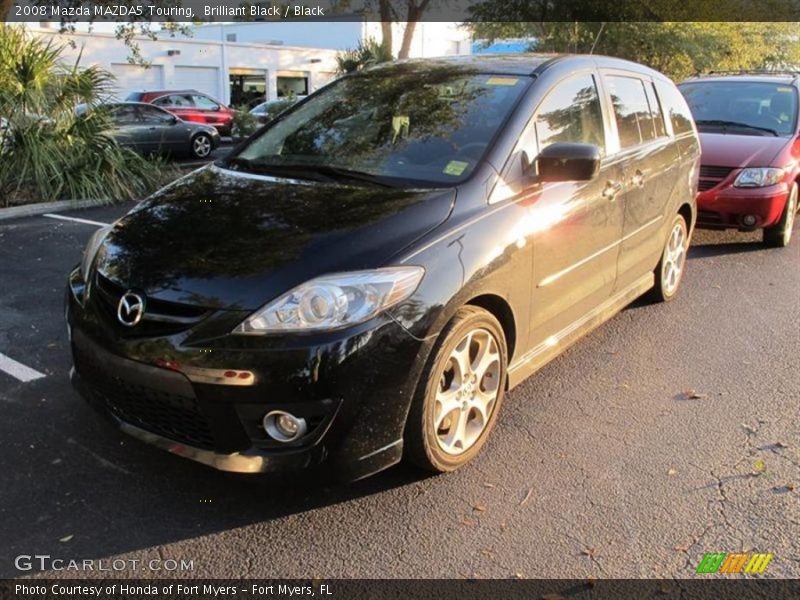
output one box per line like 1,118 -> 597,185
0,352 -> 46,382
42,213 -> 109,227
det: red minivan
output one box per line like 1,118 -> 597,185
126,90 -> 235,136
679,74 -> 799,247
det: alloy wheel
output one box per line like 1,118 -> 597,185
433,328 -> 501,455
193,136 -> 211,158
662,220 -> 687,296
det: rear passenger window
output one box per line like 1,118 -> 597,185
534,74 -> 606,155
154,94 -> 194,108
111,105 -> 139,125
644,82 -> 667,138
606,75 -> 656,148
655,81 -> 695,135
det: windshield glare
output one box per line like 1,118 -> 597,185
679,81 -> 798,136
233,69 -> 530,186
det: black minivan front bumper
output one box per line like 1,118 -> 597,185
66,272 -> 433,481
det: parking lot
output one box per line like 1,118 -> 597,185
0,203 -> 798,579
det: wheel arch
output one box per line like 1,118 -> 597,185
677,201 -> 695,234
465,293 -> 517,364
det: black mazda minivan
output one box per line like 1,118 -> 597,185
67,55 -> 699,480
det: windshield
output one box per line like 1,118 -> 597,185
228,68 -> 530,186
679,81 -> 798,137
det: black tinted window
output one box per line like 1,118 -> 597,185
606,75 -> 654,148
534,74 -> 605,154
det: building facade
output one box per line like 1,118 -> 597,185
30,24 -> 341,107
30,20 -> 472,108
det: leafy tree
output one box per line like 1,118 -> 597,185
341,0 -> 434,59
468,2 -> 800,81
0,25 -> 168,206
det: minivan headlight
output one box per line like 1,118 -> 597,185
79,225 -> 111,280
233,267 -> 424,334
734,167 -> 785,188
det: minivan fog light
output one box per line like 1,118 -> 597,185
263,410 -> 307,442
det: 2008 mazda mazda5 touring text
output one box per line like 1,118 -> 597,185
67,55 -> 699,481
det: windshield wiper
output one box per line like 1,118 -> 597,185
299,164 -> 397,188
695,119 -> 779,136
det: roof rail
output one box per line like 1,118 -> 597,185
695,69 -> 800,78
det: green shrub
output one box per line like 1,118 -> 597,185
231,109 -> 259,140
0,25 -> 168,207
335,37 -> 393,75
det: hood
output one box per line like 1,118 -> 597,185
697,132 -> 790,168
95,165 -> 454,310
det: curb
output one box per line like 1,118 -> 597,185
0,199 -> 108,222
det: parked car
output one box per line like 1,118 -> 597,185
126,90 -> 236,136
679,72 -> 800,247
67,55 -> 699,481
250,97 -> 303,125
82,102 -> 220,159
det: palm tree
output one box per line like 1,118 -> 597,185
0,25 -> 165,206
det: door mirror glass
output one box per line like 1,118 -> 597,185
534,142 -> 601,182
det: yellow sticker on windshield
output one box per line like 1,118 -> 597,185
486,77 -> 519,86
444,160 -> 469,176
778,86 -> 794,92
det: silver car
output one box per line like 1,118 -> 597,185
90,102 -> 220,159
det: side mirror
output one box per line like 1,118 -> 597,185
170,116 -> 179,125
534,143 -> 601,182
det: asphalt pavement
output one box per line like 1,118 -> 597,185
0,204 -> 798,579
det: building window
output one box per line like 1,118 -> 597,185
226,33 -> 237,42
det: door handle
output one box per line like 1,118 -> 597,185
631,169 -> 645,188
602,180 -> 624,200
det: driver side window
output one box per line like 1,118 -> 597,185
534,74 -> 606,155
491,74 -> 606,204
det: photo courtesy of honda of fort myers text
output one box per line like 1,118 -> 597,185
1,0 -> 800,598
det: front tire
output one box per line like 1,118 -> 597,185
648,214 -> 689,303
763,182 -> 797,248
405,306 -> 508,473
191,133 -> 213,159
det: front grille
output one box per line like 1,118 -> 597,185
697,210 -> 724,225
75,349 -> 216,449
92,273 -> 210,337
700,165 -> 735,179
698,165 -> 735,192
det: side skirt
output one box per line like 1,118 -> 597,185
507,273 -> 655,390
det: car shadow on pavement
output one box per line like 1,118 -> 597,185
687,228 -> 779,259
688,241 -> 773,259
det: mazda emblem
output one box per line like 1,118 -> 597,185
117,291 -> 145,327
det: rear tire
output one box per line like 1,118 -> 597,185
763,183 -> 797,248
405,306 -> 508,473
648,214 -> 689,303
